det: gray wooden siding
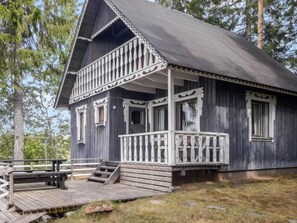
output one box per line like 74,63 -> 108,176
70,77 -> 297,170
200,77 -> 297,171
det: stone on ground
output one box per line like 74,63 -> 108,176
206,205 -> 227,211
84,202 -> 113,215
148,200 -> 165,205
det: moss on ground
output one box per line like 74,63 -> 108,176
54,175 -> 297,223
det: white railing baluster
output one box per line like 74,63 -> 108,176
123,137 -> 127,162
150,134 -> 155,162
164,133 -> 168,163
183,135 -> 187,163
128,136 -> 132,162
206,136 -> 210,163
134,136 -> 138,161
198,135 -> 203,163
219,136 -> 224,163
143,44 -> 148,67
145,135 -> 149,162
139,135 -> 143,162
133,38 -> 138,72
120,47 -> 124,78
129,41 -> 133,73
213,136 -> 217,163
157,134 -> 161,163
138,39 -> 143,69
124,44 -> 128,76
191,135 -> 195,162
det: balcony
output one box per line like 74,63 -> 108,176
119,131 -> 229,166
70,37 -> 166,104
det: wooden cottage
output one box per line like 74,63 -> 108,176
55,0 -> 297,191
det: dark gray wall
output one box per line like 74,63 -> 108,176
70,77 -> 297,170
200,77 -> 297,171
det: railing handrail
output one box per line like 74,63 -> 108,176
77,36 -> 138,74
119,131 -> 169,138
174,131 -> 229,137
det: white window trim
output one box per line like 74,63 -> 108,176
148,88 -> 204,132
75,105 -> 87,144
246,91 -> 277,142
123,99 -> 147,134
93,98 -> 108,127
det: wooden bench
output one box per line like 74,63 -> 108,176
13,171 -> 71,190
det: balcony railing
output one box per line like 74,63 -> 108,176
119,131 -> 229,166
0,162 -> 13,211
70,37 -> 164,103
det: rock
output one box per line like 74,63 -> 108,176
148,200 -> 164,205
184,201 -> 198,207
248,211 -> 265,218
288,219 -> 297,223
41,214 -> 52,222
206,205 -> 227,212
65,211 -> 75,217
84,202 -> 113,215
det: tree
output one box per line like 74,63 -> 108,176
156,0 -> 297,72
0,1 -> 78,159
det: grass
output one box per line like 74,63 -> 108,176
54,175 -> 297,223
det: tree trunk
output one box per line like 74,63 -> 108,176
257,0 -> 264,49
245,0 -> 252,41
13,73 -> 24,160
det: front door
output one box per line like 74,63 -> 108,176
129,107 -> 146,134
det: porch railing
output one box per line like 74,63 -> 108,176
119,131 -> 229,166
70,37 -> 161,103
119,131 -> 169,164
174,131 -> 229,165
0,162 -> 13,211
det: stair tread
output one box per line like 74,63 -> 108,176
89,176 -> 107,182
100,165 -> 117,170
95,171 -> 112,175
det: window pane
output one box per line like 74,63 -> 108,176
177,100 -> 197,131
131,110 -> 144,125
251,101 -> 269,137
79,113 -> 84,140
98,107 -> 104,123
154,106 -> 168,131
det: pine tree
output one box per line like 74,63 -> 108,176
0,0 -> 78,159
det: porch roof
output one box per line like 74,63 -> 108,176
55,0 -> 297,108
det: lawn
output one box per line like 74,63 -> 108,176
54,175 -> 297,223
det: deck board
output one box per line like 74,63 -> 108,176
13,181 -> 163,213
0,211 -> 21,223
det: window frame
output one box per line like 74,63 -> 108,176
93,98 -> 108,127
246,91 -> 276,142
148,88 -> 204,132
76,105 -> 87,144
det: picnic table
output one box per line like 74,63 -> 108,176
0,159 -> 71,190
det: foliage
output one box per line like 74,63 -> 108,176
156,0 -> 297,73
0,0 -> 79,158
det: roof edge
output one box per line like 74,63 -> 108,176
54,0 -> 89,108
170,65 -> 297,97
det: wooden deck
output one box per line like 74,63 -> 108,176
13,181 -> 163,214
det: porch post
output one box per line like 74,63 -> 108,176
168,68 -> 175,165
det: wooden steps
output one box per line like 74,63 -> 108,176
120,164 -> 173,192
88,161 -> 120,185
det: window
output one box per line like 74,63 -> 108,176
154,106 -> 168,131
176,100 -> 198,131
76,105 -> 87,144
94,98 -> 108,127
131,110 -> 144,125
251,101 -> 269,138
246,91 -> 276,142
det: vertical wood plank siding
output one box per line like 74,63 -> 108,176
200,77 -> 297,171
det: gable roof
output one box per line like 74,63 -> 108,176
109,0 -> 297,92
55,0 -> 297,108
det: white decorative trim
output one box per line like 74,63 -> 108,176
147,88 -> 204,131
123,99 -> 147,134
172,66 -> 297,97
104,0 -> 168,67
91,16 -> 120,40
93,98 -> 108,127
246,91 -> 277,142
75,105 -> 88,144
77,36 -> 93,42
